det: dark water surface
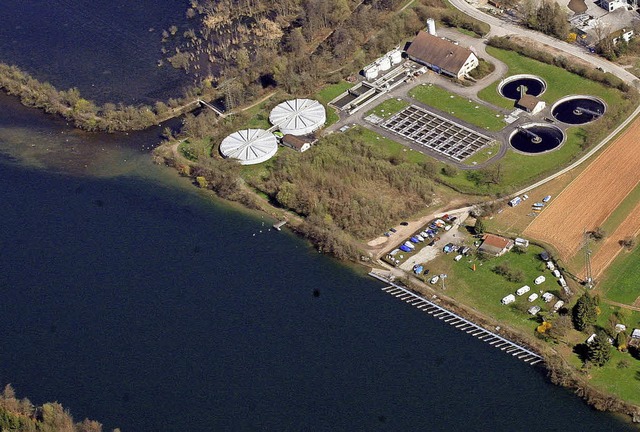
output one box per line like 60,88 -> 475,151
0,158 -> 636,432
0,0 -> 191,104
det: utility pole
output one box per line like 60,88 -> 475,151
440,273 -> 448,290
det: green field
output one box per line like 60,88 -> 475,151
478,47 -> 624,110
366,98 -> 409,119
427,245 -> 564,333
462,141 -> 502,166
409,84 -> 506,131
599,244 -> 640,305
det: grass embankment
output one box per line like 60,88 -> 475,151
409,84 -> 506,131
366,98 -> 410,119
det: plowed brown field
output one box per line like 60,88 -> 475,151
524,118 -> 640,260
590,200 -> 640,278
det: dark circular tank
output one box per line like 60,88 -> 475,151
509,123 -> 565,154
551,96 -> 606,124
498,75 -> 547,100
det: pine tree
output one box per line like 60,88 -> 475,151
587,330 -> 611,367
572,292 -> 598,331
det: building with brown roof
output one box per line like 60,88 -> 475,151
516,94 -> 546,115
406,31 -> 478,79
478,234 -> 514,256
281,134 -> 314,152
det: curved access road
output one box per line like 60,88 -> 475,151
447,0 -> 640,87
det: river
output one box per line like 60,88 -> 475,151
0,2 -> 636,431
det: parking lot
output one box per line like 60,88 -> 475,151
380,105 -> 494,161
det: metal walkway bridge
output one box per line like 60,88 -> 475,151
370,273 -> 544,366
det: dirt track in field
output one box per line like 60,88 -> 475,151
590,200 -> 640,278
524,118 -> 640,261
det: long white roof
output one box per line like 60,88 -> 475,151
269,99 -> 326,136
219,129 -> 278,165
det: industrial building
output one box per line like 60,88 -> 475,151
219,129 -> 278,165
406,30 -> 478,79
269,99 -> 326,136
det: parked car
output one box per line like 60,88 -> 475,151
400,221 -> 409,226
430,275 -> 439,284
389,228 -> 397,233
423,269 -> 430,275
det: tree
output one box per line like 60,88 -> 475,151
590,226 -> 606,241
587,330 -> 611,367
474,218 -> 486,235
616,331 -> 627,352
572,292 -> 598,331
619,236 -> 636,250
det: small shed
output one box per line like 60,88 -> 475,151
281,134 -> 314,152
516,94 -> 546,115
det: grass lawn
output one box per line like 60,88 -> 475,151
478,47 -> 624,111
427,245 -> 564,334
462,141 -> 502,166
315,81 -> 354,127
366,98 -> 409,119
315,81 -> 352,104
409,83 -> 506,131
587,348 -> 640,405
356,126 -> 430,164
599,243 -> 640,305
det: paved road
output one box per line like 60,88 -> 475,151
448,0 -> 640,87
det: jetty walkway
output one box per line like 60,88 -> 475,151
369,272 -> 544,366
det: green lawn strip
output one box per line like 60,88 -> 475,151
462,141 -> 502,166
365,98 -> 410,119
478,47 -> 623,110
315,81 -> 352,104
600,181 -> 640,235
427,245 -> 562,334
409,84 -> 506,131
599,242 -> 640,305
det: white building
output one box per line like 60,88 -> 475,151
406,31 -> 478,79
598,0 -> 626,12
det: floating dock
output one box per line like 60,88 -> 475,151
273,220 -> 287,231
369,272 -> 544,366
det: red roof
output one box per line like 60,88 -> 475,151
481,234 -> 511,250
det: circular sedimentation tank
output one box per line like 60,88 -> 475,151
551,95 -> 606,125
509,123 -> 565,154
219,129 -> 278,165
269,99 -> 326,136
498,74 -> 547,100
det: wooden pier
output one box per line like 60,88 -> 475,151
369,272 -> 544,366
